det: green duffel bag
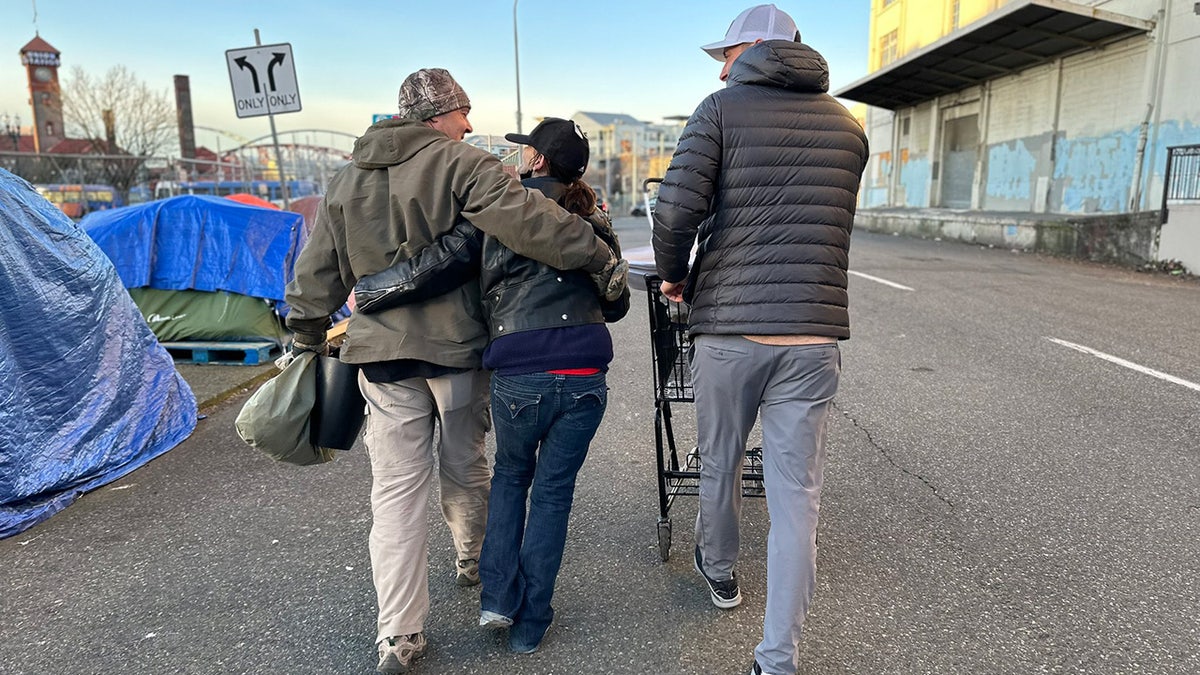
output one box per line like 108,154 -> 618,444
234,351 -> 335,466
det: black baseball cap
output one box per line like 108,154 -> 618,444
505,117 -> 589,180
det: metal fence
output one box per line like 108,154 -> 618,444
1162,144 -> 1200,223
0,151 -> 145,189
0,147 -> 349,203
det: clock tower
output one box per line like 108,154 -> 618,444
20,36 -> 64,154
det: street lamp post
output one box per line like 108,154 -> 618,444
513,0 -> 523,134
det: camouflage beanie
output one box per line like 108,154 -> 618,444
397,68 -> 471,121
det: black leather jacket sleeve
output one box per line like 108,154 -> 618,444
351,220 -> 483,314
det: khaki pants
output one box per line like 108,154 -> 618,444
359,369 -> 491,642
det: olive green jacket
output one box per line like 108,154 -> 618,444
285,118 -> 613,367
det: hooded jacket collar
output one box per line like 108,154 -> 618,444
352,117 -> 447,170
727,40 -> 830,94
522,175 -> 568,202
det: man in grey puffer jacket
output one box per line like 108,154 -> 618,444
651,5 -> 868,675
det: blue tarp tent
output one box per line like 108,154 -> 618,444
81,194 -> 306,307
0,169 -> 198,538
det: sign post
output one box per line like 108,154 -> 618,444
226,31 -> 300,207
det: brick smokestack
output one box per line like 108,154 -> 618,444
174,74 -> 196,159
102,109 -> 116,152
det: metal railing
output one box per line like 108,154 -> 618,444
0,150 -> 347,203
1161,144 -> 1200,223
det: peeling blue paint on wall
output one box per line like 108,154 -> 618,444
986,140 -> 1037,202
1054,121 -> 1200,213
1053,129 -> 1140,213
860,121 -> 1199,214
901,157 -> 930,207
863,187 -> 889,208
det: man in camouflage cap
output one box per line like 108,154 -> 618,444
397,68 -> 471,126
286,68 -> 616,674
391,68 -> 475,145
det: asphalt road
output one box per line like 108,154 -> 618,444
2,225 -> 1198,674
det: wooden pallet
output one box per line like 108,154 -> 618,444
162,340 -> 277,366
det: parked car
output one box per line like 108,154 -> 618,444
591,185 -> 609,213
631,195 -> 657,217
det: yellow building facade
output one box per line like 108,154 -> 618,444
867,0 -> 1015,72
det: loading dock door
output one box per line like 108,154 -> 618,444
941,114 -> 979,209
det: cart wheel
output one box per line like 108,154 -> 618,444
657,519 -> 672,562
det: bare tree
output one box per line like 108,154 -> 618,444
60,65 -> 176,197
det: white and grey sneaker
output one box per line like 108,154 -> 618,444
479,610 -> 513,629
377,633 -> 426,674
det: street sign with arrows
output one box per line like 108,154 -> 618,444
225,43 -> 301,118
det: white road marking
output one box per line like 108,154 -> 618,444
848,270 -> 915,291
1046,337 -> 1200,393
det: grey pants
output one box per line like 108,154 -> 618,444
691,335 -> 840,675
358,369 -> 492,643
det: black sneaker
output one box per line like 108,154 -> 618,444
693,545 -> 742,609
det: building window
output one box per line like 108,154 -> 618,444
880,29 -> 899,67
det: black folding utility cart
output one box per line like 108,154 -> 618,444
642,275 -> 765,561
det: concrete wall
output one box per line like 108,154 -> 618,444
856,209 -> 1163,265
1065,211 -> 1163,263
1158,202 -> 1200,271
862,107 -> 895,208
903,102 -> 937,207
982,62 -> 1057,212
1141,0 -> 1200,207
1051,38 -> 1151,213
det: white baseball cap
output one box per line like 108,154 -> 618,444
701,4 -> 800,61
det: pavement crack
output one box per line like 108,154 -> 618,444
833,402 -> 954,510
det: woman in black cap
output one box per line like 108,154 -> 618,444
475,117 -> 629,655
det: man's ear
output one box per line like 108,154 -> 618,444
532,153 -> 547,172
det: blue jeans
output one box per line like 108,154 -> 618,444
479,372 -> 607,651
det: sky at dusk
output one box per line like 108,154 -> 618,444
1,0 -> 871,152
